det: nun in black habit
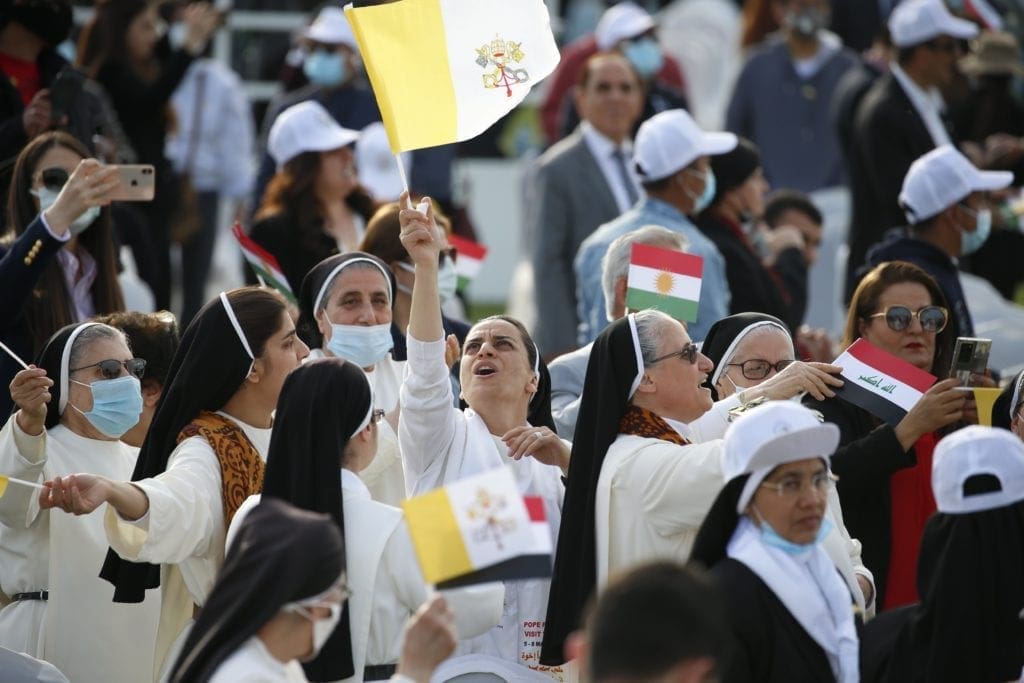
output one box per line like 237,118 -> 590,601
168,498 -> 346,682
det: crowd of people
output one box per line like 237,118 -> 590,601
0,0 -> 1023,681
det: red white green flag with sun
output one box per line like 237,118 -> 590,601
625,243 -> 703,322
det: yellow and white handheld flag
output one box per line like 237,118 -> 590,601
344,0 -> 560,152
0,474 -> 45,497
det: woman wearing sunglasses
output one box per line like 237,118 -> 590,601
804,261 -> 966,611
0,322 -> 159,682
0,131 -> 125,418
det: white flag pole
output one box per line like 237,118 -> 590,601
0,340 -> 29,370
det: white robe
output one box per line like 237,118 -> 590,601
399,335 -> 566,679
0,418 -> 160,683
209,636 -> 296,683
228,471 -> 502,682
104,412 -> 271,678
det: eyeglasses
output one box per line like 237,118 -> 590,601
371,408 -> 385,424
69,358 -> 147,380
759,471 -> 833,499
39,167 -> 71,193
867,305 -> 948,333
726,358 -> 794,380
648,342 -> 699,365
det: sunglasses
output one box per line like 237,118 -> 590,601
648,342 -> 699,365
867,305 -> 948,333
39,167 -> 71,193
726,358 -> 794,380
70,358 -> 147,380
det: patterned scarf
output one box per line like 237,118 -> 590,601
176,411 -> 265,527
618,405 -> 690,445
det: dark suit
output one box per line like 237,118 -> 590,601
528,127 -> 620,358
847,73 -> 942,300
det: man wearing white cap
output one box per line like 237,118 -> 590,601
539,1 -> 687,145
848,0 -> 978,290
864,144 -> 1012,340
574,109 -> 735,345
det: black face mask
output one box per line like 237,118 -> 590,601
7,0 -> 73,47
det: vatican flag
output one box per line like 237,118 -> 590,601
344,0 -> 559,152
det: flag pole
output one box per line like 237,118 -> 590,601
0,340 -> 29,370
394,153 -> 410,196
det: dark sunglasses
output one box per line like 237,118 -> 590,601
70,358 -> 147,380
40,167 -> 71,193
649,342 -> 699,365
726,358 -> 794,380
867,305 -> 948,333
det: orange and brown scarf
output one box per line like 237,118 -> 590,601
176,411 -> 265,527
618,405 -> 690,445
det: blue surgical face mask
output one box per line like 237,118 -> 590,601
684,167 -> 716,214
959,205 -> 992,256
325,319 -> 394,368
70,375 -> 143,438
303,49 -> 347,87
622,37 -> 664,79
753,506 -> 833,555
32,187 -> 101,236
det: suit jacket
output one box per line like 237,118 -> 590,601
548,342 -> 592,440
528,128 -> 620,358
848,74 -> 940,297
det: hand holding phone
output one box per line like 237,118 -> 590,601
108,165 -> 156,202
949,337 -> 992,386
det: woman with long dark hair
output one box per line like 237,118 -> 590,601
0,131 -> 124,417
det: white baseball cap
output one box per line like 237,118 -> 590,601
722,401 -> 840,513
268,100 -> 360,168
898,144 -> 1012,223
633,109 -> 737,182
932,426 -> 1024,514
306,7 -> 356,49
595,1 -> 655,51
888,0 -> 978,48
356,122 -> 410,202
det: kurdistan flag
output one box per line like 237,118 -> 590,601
626,243 -> 703,322
447,234 -> 488,292
344,0 -> 560,152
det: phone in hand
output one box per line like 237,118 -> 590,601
108,165 -> 156,202
949,337 -> 991,386
49,67 -> 86,123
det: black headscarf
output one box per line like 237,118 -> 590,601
168,498 -> 344,683
261,358 -> 371,681
541,315 -> 643,665
297,252 -> 395,350
35,322 -> 100,430
700,312 -> 792,401
709,138 -> 761,206
100,292 -> 262,602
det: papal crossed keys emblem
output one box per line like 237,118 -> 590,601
465,487 -> 518,551
475,36 -> 529,97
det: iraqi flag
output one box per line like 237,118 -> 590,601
232,223 -> 297,304
447,234 -> 488,293
401,467 -> 552,588
625,243 -> 702,322
832,339 -> 937,426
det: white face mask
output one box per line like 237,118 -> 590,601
290,601 -> 342,660
32,186 -> 100,236
397,254 -> 458,303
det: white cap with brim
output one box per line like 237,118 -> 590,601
932,425 -> 1024,514
268,100 -> 360,168
888,0 -> 978,48
356,122 -> 410,202
633,109 -> 737,183
722,401 -> 840,513
305,7 -> 357,49
595,1 -> 656,51
898,144 -> 1013,223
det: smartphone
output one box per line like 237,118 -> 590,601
49,67 -> 86,123
108,165 -> 156,202
949,337 -> 991,386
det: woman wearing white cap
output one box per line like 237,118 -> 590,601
861,426 -> 1024,683
0,322 -> 158,683
690,401 -> 859,683
250,100 -> 378,294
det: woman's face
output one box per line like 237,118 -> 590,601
459,319 -> 537,411
126,6 -> 163,63
30,145 -> 82,213
64,335 -> 136,436
734,166 -> 769,218
750,458 -> 828,545
316,146 -> 359,199
317,267 -> 392,343
254,311 -> 310,404
1012,407 -> 1024,442
857,281 -> 937,371
716,329 -> 794,398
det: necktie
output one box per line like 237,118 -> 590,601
611,148 -> 640,207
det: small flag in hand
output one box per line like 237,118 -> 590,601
231,223 -> 297,304
626,243 -> 703,322
832,339 -> 937,426
402,467 -> 552,588
447,234 -> 488,292
0,474 -> 45,497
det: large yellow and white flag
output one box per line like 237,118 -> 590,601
344,0 -> 560,152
